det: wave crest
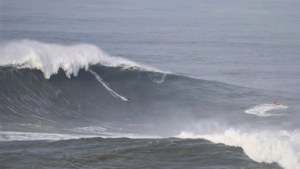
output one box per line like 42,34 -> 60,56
0,40 -> 160,79
177,129 -> 300,169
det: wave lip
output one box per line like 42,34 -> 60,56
176,129 -> 300,169
0,40 -> 165,79
244,104 -> 288,117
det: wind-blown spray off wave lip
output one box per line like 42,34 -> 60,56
244,104 -> 288,117
0,39 -> 167,79
177,129 -> 300,169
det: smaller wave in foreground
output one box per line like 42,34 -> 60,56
244,104 -> 288,117
177,129 -> 300,169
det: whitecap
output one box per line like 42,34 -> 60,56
244,104 -> 288,117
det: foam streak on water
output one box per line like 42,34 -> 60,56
0,131 -> 158,141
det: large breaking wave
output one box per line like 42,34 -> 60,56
0,40 -> 299,169
0,40 -> 164,78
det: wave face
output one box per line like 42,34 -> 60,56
0,64 -> 240,135
0,40 -> 299,169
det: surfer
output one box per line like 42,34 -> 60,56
274,101 -> 279,105
127,97 -> 131,103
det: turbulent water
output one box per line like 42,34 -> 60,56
1,0 -> 300,169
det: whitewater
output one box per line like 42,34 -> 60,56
244,104 -> 289,117
177,129 -> 300,169
0,40 -> 165,79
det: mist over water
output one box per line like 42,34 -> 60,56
1,0 -> 300,169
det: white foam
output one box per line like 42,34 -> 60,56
0,40 -> 163,79
177,129 -> 300,169
245,104 -> 288,117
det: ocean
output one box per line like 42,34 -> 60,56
0,0 -> 300,169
